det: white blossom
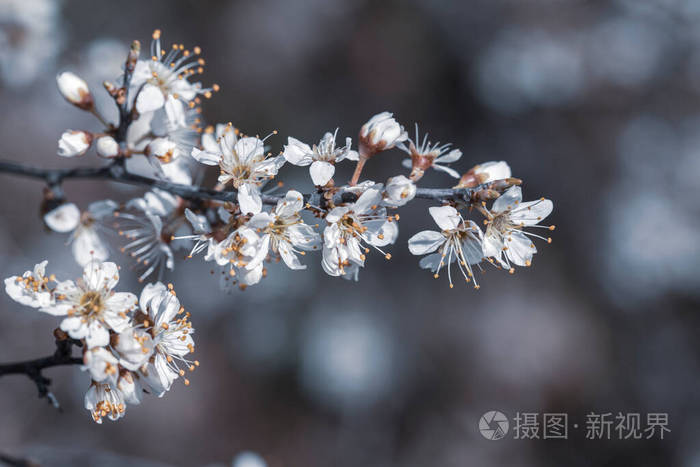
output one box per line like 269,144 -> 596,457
95,136 -> 120,158
138,282 -> 196,395
129,30 -> 216,118
4,260 -> 197,423
70,200 -> 117,267
125,96 -> 199,183
44,200 -> 116,266
4,260 -> 53,308
56,71 -> 92,109
147,137 -> 179,164
408,206 -> 484,288
82,347 -> 119,385
57,130 -> 91,157
191,124 -> 285,214
359,112 -> 408,151
481,186 -> 554,270
84,381 -> 126,424
44,203 -> 80,233
399,126 -> 462,179
175,208 -> 213,259
116,370 -> 143,405
383,175 -> 416,207
43,261 -> 136,348
247,190 -> 321,270
113,326 -> 154,371
115,190 -> 187,281
283,130 -> 358,186
321,188 -> 399,279
200,123 -> 228,154
209,226 -> 265,288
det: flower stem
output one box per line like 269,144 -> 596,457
349,156 -> 368,186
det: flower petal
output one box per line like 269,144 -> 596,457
309,160 -> 335,186
73,227 -> 109,266
238,184 -> 262,215
408,230 -> 445,255
428,206 -> 461,231
505,231 -> 537,267
510,199 -> 553,226
45,203 -> 80,233
279,241 -> 305,270
83,261 -> 119,291
283,137 -> 313,165
432,163 -> 461,178
353,188 -> 382,215
435,148 -> 462,163
191,148 -> 221,166
418,253 -> 442,271
275,190 -> 304,218
492,186 -> 523,213
135,84 -> 165,114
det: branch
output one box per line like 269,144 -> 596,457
0,452 -> 39,467
0,332 -> 82,408
0,159 -> 491,206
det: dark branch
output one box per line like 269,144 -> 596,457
0,159 -> 495,206
0,333 -> 82,408
0,452 -> 40,467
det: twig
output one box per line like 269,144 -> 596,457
0,159 -> 490,206
0,333 -> 83,409
0,452 -> 40,467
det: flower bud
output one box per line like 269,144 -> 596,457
44,202 -> 80,233
384,175 -> 416,207
359,111 -> 407,155
96,136 -> 120,158
456,161 -> 512,188
58,130 -> 92,157
56,72 -> 93,110
146,138 -> 179,163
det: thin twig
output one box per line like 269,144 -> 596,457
0,452 -> 40,467
0,334 -> 82,408
0,159 -> 488,205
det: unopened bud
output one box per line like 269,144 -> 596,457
58,130 -> 92,157
147,138 -> 179,163
96,136 -> 120,158
103,80 -> 118,96
457,160 -> 512,188
473,189 -> 501,201
359,111 -> 408,156
487,177 -> 522,191
56,72 -> 93,110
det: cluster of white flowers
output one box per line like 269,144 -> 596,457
3,260 -> 196,423
181,117 -> 553,288
43,30 -> 555,290
3,28 -> 557,422
55,29 -> 217,184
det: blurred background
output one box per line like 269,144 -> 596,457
0,0 -> 698,465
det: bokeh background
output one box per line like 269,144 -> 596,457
0,0 -> 698,465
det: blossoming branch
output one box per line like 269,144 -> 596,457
0,30 -> 554,423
